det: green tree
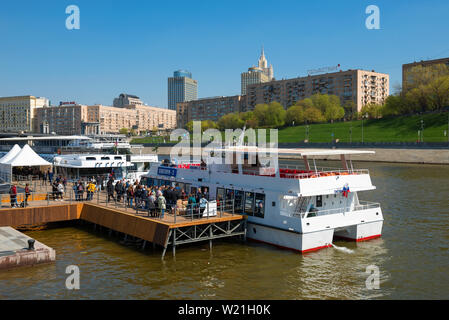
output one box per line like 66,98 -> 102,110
303,107 -> 324,123
218,113 -> 245,130
361,103 -> 383,119
265,102 -> 286,127
285,105 -> 304,125
239,111 -> 259,128
324,104 -> 345,122
119,128 -> 129,135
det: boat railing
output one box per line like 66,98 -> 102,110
289,201 -> 381,219
240,168 -> 369,179
353,201 -> 381,211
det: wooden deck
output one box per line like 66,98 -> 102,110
0,190 -> 246,255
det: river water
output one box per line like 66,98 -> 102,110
0,161 -> 448,299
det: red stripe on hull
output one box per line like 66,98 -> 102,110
334,234 -> 381,242
247,237 -> 332,254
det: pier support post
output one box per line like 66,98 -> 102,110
142,240 -> 146,250
209,225 -> 213,251
172,229 -> 176,257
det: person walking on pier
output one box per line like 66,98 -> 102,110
24,183 -> 30,207
9,184 -> 18,208
157,191 -> 166,219
57,181 -> 64,201
87,181 -> 96,201
107,178 -> 115,202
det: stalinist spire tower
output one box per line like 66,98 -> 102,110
240,46 -> 275,95
258,46 -> 274,80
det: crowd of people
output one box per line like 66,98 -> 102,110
8,171 -> 214,219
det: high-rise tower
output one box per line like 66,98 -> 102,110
241,47 -> 274,95
168,70 -> 198,111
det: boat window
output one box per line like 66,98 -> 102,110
185,183 -> 191,193
234,190 -> 244,214
254,193 -> 265,218
244,192 -> 255,216
191,186 -> 197,194
316,195 -> 323,207
86,157 -> 96,161
225,189 -> 234,202
140,177 -> 148,186
153,179 -> 159,186
101,157 -> 110,160
216,187 -> 225,204
114,156 -> 122,160
177,182 -> 185,191
147,178 -> 154,187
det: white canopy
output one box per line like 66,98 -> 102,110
2,144 -> 51,166
0,144 -> 21,164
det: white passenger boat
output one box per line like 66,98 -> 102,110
140,146 -> 383,253
53,153 -> 158,182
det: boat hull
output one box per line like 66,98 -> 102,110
246,222 -> 334,253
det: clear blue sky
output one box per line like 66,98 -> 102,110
1,0 -> 448,108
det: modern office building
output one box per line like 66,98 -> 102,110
168,70 -> 198,111
241,48 -> 274,95
113,93 -> 143,108
402,57 -> 449,91
245,69 -> 389,112
0,95 -> 49,133
177,95 -> 245,128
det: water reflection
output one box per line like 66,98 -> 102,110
0,162 -> 448,299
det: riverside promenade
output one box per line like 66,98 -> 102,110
0,186 -> 246,260
139,145 -> 449,165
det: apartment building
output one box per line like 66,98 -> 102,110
0,95 -> 49,133
88,104 -> 176,134
245,69 -> 389,112
113,93 -> 144,108
402,57 -> 449,91
36,103 -> 176,135
177,95 -> 245,128
35,103 -> 98,135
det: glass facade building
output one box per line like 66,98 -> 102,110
168,70 -> 198,111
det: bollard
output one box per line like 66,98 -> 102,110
27,239 -> 35,250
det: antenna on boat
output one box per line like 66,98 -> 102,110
236,126 -> 246,146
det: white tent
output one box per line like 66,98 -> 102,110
0,144 -> 21,164
0,144 -> 51,183
2,144 -> 51,166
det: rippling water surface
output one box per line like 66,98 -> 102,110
0,161 -> 448,299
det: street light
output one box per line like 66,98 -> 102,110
361,113 -> 368,143
349,126 -> 353,144
420,119 -> 424,143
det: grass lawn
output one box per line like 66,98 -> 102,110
276,112 -> 449,143
131,112 -> 449,144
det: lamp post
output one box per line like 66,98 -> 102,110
349,126 -> 353,144
420,119 -> 424,143
361,114 -> 366,143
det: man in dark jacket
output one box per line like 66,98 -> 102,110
107,179 -> 115,202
